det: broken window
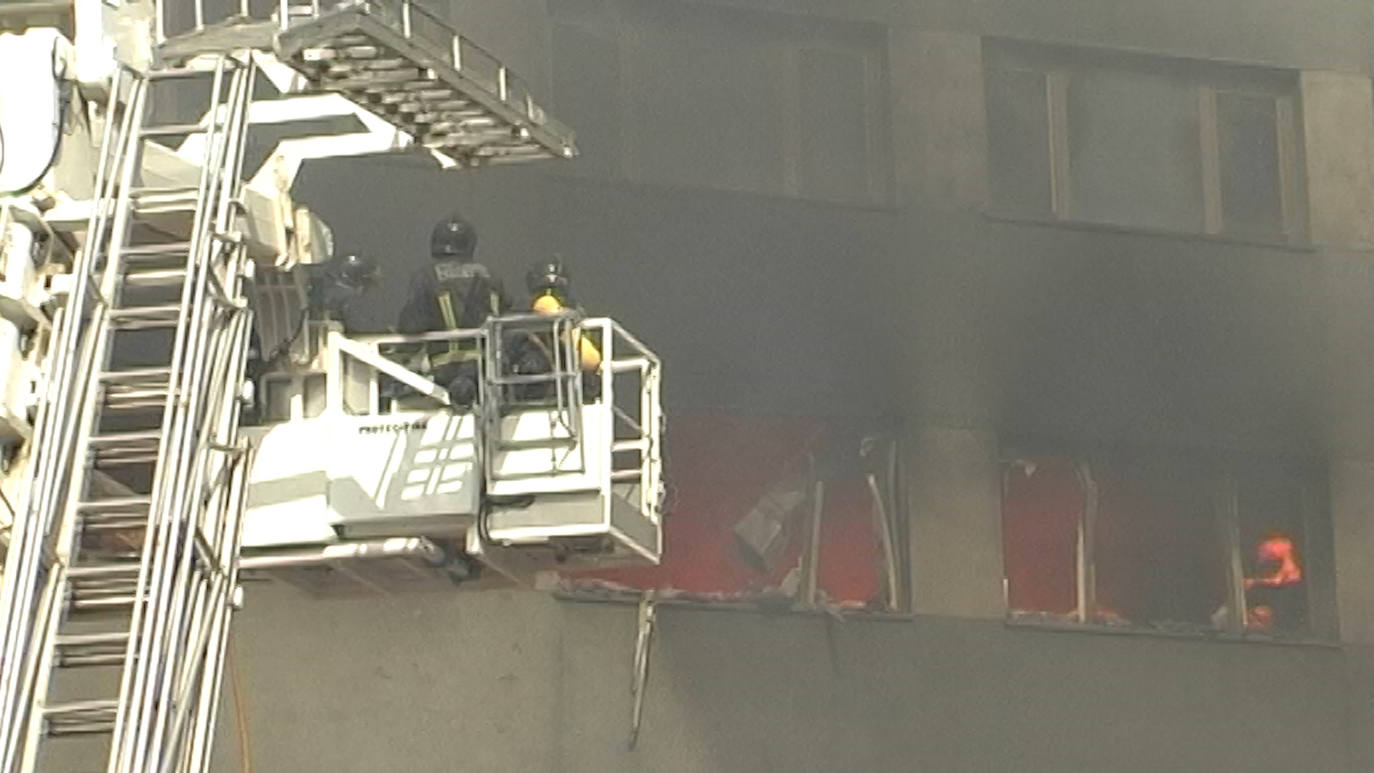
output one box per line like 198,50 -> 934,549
1002,458 -> 1082,620
1092,457 -> 1226,631
1002,449 -> 1330,639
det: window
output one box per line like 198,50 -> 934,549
984,41 -> 1304,241
1002,449 -> 1332,639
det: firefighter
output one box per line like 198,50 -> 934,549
1243,533 -> 1305,631
514,258 -> 602,400
306,253 -> 380,321
396,213 -> 511,407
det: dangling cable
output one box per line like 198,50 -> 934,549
0,43 -> 70,198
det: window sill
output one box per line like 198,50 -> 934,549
554,587 -> 911,620
981,209 -> 1318,253
1004,614 -> 1339,649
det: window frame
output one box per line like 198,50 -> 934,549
1000,447 -> 1334,644
983,40 -> 1308,245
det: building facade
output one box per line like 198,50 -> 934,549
221,1 -> 1374,770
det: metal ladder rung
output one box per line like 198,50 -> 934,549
54,631 -> 130,668
44,700 -> 118,735
106,304 -> 183,328
121,241 -> 192,260
120,268 -> 187,287
101,393 -> 172,413
66,562 -> 141,580
302,44 -> 383,61
379,90 -> 468,106
80,517 -> 149,534
87,430 -> 163,464
89,428 -> 162,443
99,366 -> 173,384
324,57 -> 407,74
323,70 -> 424,91
78,495 -> 153,512
473,146 -> 551,161
407,108 -> 487,123
69,593 -> 143,613
130,199 -> 198,216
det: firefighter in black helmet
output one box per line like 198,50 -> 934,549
514,257 -> 602,401
307,253 -> 380,320
397,213 -> 511,407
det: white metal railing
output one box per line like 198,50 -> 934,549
589,318 -> 664,524
263,315 -> 663,521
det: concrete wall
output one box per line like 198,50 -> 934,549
213,584 -> 1370,773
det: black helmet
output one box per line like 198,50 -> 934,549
431,214 -> 477,260
526,257 -> 570,296
336,253 -> 379,288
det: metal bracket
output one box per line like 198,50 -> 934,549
629,589 -> 656,750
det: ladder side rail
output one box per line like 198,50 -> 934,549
168,307 -> 253,773
12,567 -> 61,773
184,435 -> 252,773
119,58 -> 245,773
110,57 -> 238,773
148,305 -> 243,770
0,66 -> 143,773
43,66 -> 168,773
136,57 -> 258,773
0,65 -> 130,740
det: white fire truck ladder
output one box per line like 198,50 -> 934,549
0,53 -> 257,773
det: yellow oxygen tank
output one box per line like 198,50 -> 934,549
533,293 -> 602,370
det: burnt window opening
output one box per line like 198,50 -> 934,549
983,40 -> 1305,242
1002,451 -> 1331,640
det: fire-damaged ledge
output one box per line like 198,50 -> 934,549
547,583 -> 916,622
1005,614 -> 1341,649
